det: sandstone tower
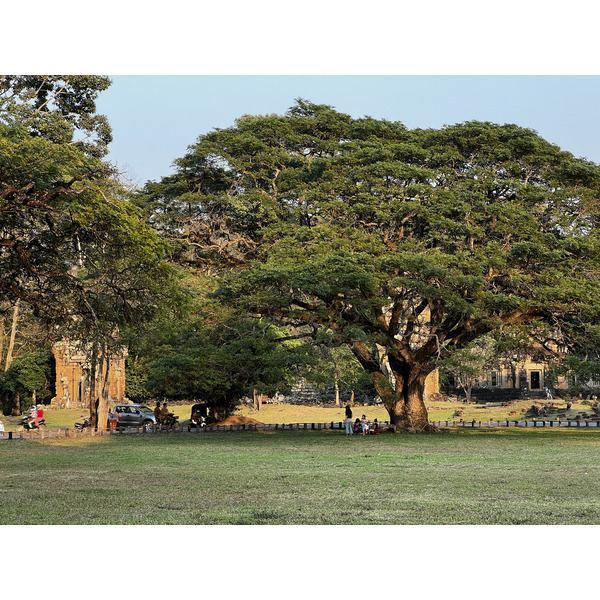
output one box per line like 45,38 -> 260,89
51,341 -> 127,408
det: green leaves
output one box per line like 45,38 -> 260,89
1,82 -> 178,343
0,349 -> 54,414
0,75 -> 112,158
140,99 -> 600,384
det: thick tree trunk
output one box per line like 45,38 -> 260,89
372,368 -> 431,431
97,346 -> 110,432
351,341 -> 433,432
213,397 -> 228,422
89,343 -> 99,428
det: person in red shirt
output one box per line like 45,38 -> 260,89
34,405 -> 43,428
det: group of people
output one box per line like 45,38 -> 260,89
344,404 -> 379,435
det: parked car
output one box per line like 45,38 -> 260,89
111,404 -> 157,432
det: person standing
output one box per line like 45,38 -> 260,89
344,404 -> 353,435
108,407 -> 120,432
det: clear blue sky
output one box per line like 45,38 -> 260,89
96,75 -> 600,186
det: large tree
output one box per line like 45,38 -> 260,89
140,100 -> 600,430
1,76 -> 178,423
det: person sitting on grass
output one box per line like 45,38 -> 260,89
371,418 -> 379,435
353,418 -> 362,434
360,414 -> 368,435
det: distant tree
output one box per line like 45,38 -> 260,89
124,355 -> 153,404
1,76 -> 179,424
143,315 -> 314,420
302,342 -> 374,407
0,348 -> 55,415
140,100 -> 600,430
438,335 -> 499,401
546,355 -> 600,396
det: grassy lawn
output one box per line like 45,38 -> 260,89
235,399 -> 594,424
2,428 -> 599,525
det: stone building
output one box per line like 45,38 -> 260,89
50,341 -> 127,408
444,355 -> 570,402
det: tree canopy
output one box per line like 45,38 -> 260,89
1,76 -> 179,421
0,75 -> 112,158
1,77 -> 177,335
141,99 -> 600,430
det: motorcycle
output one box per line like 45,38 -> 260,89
18,415 -> 46,431
158,413 -> 181,432
74,416 -> 94,431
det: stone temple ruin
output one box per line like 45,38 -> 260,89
50,341 -> 127,408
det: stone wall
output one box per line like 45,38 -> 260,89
51,341 -> 127,408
